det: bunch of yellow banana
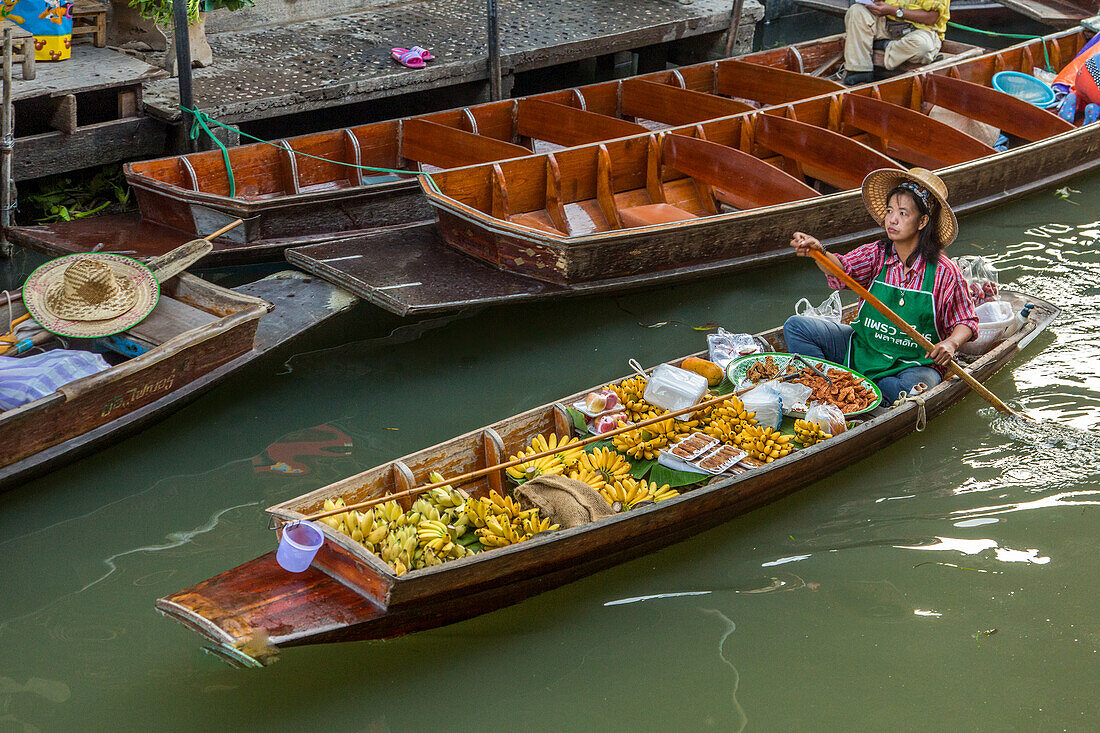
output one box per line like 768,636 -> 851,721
612,426 -> 668,460
530,433 -> 585,469
607,376 -> 659,422
793,419 -> 831,447
577,446 -> 633,482
598,477 -> 679,511
567,466 -> 609,492
735,424 -> 794,463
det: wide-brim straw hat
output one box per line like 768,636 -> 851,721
861,167 -> 958,247
23,253 -> 159,338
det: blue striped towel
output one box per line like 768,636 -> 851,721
0,350 -> 110,411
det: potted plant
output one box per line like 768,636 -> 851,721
127,0 -> 253,74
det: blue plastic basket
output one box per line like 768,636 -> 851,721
992,71 -> 1056,107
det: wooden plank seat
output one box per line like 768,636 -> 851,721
716,59 -> 844,105
619,202 -> 698,228
921,73 -> 1074,143
841,93 -> 996,169
516,98 -> 647,147
621,79 -> 753,126
401,118 -> 532,170
663,132 -> 820,211
752,113 -> 903,191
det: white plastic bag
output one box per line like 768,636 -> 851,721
794,291 -> 843,323
805,401 -> 847,435
707,328 -> 771,369
774,382 -> 814,415
742,383 -> 783,430
955,255 -> 1000,306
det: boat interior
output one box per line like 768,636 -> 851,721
423,30 -> 1088,237
124,34 -> 988,204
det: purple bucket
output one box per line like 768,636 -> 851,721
276,521 -> 324,572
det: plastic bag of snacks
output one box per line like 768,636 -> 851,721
707,328 -> 771,369
955,255 -> 1000,306
804,401 -> 847,435
775,382 -> 814,414
794,291 -> 843,323
742,383 -> 783,430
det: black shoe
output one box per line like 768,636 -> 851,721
844,71 -> 875,86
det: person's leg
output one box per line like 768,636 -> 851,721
877,366 -> 942,402
883,29 -> 941,70
843,4 -> 878,74
783,316 -> 854,364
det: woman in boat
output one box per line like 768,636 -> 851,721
783,168 -> 977,401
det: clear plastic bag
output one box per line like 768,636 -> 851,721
955,255 -> 1000,306
804,401 -> 847,436
742,383 -> 783,430
774,382 -> 814,414
794,291 -> 843,323
707,328 -> 772,369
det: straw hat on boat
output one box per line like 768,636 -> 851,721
861,167 -> 958,247
23,253 -> 159,338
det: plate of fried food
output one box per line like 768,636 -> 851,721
726,353 -> 882,416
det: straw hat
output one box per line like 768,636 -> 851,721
23,254 -> 159,338
861,167 -> 958,247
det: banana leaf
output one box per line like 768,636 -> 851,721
567,407 -> 587,433
628,457 -> 655,479
647,462 -> 708,488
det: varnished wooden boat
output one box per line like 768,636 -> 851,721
417,28 -> 1092,287
9,34 -> 982,265
157,290 -> 1057,665
0,271 -> 357,490
795,0 -> 1098,27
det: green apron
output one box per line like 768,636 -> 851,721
847,258 -> 940,381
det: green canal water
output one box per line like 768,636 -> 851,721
1,168 -> 1097,731
3,23 -> 1100,726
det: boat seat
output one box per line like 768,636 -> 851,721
619,203 -> 698,228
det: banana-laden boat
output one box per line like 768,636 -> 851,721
156,289 -> 1057,666
0,271 -> 357,490
8,33 -> 983,265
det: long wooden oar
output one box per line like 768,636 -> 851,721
304,372 -> 800,523
808,249 -> 1031,420
144,219 -> 243,282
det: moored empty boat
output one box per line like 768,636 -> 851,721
156,289 -> 1057,666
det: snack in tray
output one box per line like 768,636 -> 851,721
793,364 -> 877,414
745,354 -> 781,383
670,432 -> 718,459
697,445 -> 743,472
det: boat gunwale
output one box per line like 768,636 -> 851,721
265,291 -> 1059,590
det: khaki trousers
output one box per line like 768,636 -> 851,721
844,4 -> 942,72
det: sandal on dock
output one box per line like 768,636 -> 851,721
391,48 -> 426,69
409,46 -> 434,62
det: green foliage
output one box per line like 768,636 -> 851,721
128,0 -> 253,27
21,164 -> 134,225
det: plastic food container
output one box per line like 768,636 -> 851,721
634,361 -> 708,420
960,300 -> 1017,355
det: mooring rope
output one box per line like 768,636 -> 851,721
947,21 -> 1053,71
179,106 -> 441,197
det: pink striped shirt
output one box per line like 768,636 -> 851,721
826,242 -> 978,370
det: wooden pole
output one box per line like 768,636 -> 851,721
303,374 -> 801,523
724,0 -> 748,58
172,0 -> 197,153
808,249 -> 1030,420
1,27 -> 13,258
487,0 -> 502,101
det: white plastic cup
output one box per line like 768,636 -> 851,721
276,520 -> 324,572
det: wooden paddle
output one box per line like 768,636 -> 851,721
303,372 -> 803,523
144,219 -> 243,282
808,248 -> 1031,420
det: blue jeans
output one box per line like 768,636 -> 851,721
782,315 -> 941,402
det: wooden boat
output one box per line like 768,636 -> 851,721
413,28 -> 1092,288
794,0 -> 1091,27
156,290 -> 1057,665
0,271 -> 357,490
9,33 -> 983,265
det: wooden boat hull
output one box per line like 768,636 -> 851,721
157,292 -> 1057,660
0,272 -> 358,490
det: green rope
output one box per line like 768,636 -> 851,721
179,106 -> 440,195
947,21 -> 1052,71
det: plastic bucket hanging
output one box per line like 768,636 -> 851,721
276,520 -> 324,572
4,0 -> 73,62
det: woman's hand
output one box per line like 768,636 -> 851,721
791,232 -> 824,258
927,339 -> 957,366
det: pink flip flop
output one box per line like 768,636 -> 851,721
409,45 -> 434,62
391,48 -> 425,68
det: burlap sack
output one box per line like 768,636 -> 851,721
514,475 -> 614,529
